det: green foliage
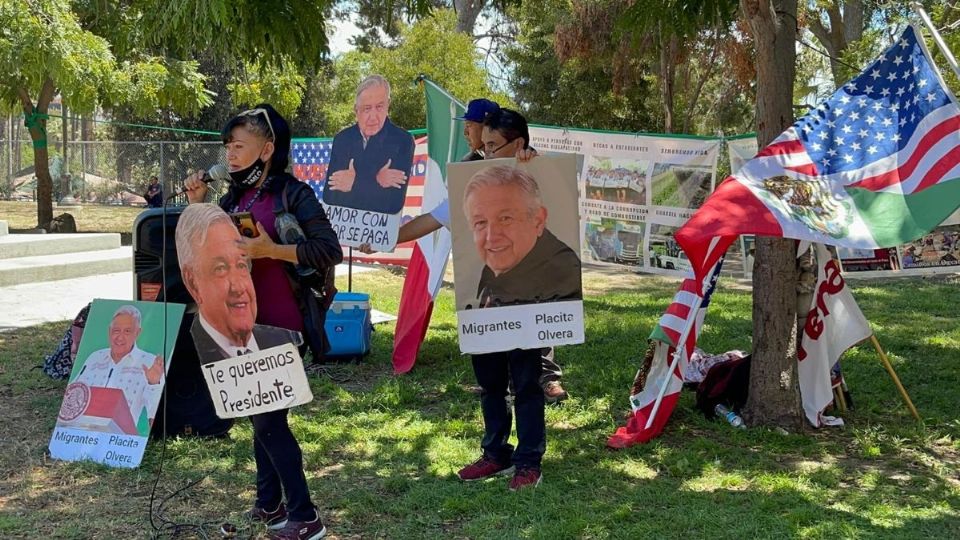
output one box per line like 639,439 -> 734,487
323,9 -> 509,133
619,0 -> 739,39
228,59 -> 307,117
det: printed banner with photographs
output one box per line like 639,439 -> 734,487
50,300 -> 184,468
529,126 -> 723,278
447,155 -> 585,354
835,211 -> 960,277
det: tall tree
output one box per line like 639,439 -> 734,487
324,9 -> 510,133
739,0 -> 804,429
0,0 -> 211,227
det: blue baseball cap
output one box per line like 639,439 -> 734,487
455,98 -> 500,122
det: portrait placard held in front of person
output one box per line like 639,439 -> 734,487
447,154 -> 584,354
321,75 -> 415,251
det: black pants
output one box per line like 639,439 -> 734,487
250,408 -> 315,521
472,348 -> 546,470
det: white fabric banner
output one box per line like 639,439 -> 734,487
528,126 -> 722,278
797,244 -> 872,427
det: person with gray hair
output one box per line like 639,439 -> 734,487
322,74 -> 415,214
462,165 -> 581,306
456,164 -> 581,492
73,304 -> 165,433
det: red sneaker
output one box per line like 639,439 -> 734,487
269,510 -> 326,540
246,502 -> 288,530
509,468 -> 542,491
457,455 -> 514,481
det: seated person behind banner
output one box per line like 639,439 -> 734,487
463,165 -> 582,307
181,104 -> 341,540
73,305 -> 164,430
322,75 -> 415,214
144,175 -> 163,208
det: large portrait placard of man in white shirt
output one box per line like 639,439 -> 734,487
447,154 -> 585,354
49,299 -> 184,468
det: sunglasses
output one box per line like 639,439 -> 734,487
239,108 -> 276,141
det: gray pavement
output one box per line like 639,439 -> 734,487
0,262 -> 377,333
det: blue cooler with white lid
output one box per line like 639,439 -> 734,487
324,292 -> 372,358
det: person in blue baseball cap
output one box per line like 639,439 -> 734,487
455,98 -> 501,161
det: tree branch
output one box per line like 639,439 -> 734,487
805,13 -> 837,59
37,77 -> 56,111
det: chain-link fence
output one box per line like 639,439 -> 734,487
1,115 -> 226,207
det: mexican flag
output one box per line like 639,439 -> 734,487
391,77 -> 470,374
677,26 -> 960,284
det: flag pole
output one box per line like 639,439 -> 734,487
869,334 -> 921,421
643,261 -> 719,430
912,2 -> 960,80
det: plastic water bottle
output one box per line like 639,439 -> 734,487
715,404 -> 746,429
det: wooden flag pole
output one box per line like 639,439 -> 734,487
869,334 -> 921,421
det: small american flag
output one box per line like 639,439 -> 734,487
291,140 -> 332,201
290,136 -> 429,266
608,260 -> 723,448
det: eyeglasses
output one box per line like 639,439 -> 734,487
484,137 -> 517,156
239,108 -> 276,141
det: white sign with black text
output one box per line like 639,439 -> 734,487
201,343 -> 313,419
323,204 -> 401,252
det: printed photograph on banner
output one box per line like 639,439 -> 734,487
899,225 -> 960,270
645,224 -> 691,275
836,246 -> 901,272
650,163 -> 715,209
50,299 -> 184,468
583,217 -> 645,267
321,75 -> 415,215
447,154 -> 584,354
582,156 -> 649,205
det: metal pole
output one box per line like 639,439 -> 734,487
912,3 -> 960,80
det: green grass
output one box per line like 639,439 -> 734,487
651,171 -> 681,207
0,200 -> 144,233
1,270 -> 958,539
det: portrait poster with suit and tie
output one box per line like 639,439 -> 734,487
320,75 -> 416,251
447,154 -> 585,354
172,203 -> 315,419
49,299 -> 184,468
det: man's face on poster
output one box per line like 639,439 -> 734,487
356,84 -> 390,139
465,183 -> 547,276
186,221 -> 258,343
108,313 -> 141,361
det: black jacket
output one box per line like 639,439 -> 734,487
322,119 -> 415,214
190,320 -> 301,362
475,229 -> 582,307
220,173 -> 343,361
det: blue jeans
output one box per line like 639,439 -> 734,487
472,348 -> 546,470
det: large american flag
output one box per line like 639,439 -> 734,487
291,136 -> 429,265
675,25 -> 960,286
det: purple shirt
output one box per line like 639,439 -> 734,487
236,188 -> 304,334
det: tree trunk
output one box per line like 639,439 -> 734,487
659,31 -> 678,133
740,0 -> 804,430
18,78 -> 56,228
454,0 -> 484,34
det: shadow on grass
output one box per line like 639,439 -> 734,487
1,273 -> 958,538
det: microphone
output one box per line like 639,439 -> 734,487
169,164 -> 230,199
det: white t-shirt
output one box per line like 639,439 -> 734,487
74,345 -> 164,423
429,199 -> 451,230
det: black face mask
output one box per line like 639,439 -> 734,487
229,156 -> 266,188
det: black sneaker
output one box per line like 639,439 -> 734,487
269,509 -> 326,540
246,502 -> 288,530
